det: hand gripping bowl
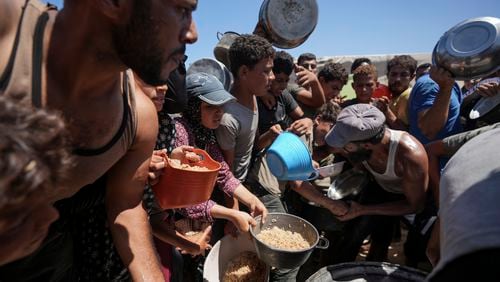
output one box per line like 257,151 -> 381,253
250,213 -> 329,269
432,16 -> 500,80
152,148 -> 221,209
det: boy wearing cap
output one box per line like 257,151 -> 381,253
325,104 -> 429,262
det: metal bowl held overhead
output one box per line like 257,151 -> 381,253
187,58 -> 233,91
250,213 -> 329,269
258,0 -> 318,49
432,16 -> 500,80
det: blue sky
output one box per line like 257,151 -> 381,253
47,0 -> 499,65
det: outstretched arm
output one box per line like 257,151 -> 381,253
417,67 -> 456,140
106,92 -> 163,281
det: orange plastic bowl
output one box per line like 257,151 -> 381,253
153,148 -> 221,209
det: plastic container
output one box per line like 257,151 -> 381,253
152,148 -> 221,209
203,234 -> 270,282
266,132 -> 319,181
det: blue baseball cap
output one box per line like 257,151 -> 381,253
186,73 -> 236,106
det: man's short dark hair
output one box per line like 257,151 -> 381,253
351,57 -> 372,73
229,34 -> 275,78
297,53 -> 317,65
387,55 -> 418,75
318,62 -> 349,85
416,63 -> 432,72
315,102 -> 341,124
0,96 -> 71,206
273,51 -> 294,76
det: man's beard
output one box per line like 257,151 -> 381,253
111,0 -> 173,86
389,82 -> 406,97
347,148 -> 372,164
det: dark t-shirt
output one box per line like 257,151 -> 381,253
257,91 -> 299,134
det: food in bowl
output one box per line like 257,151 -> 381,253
174,218 -> 210,241
169,159 -> 210,171
222,251 -> 266,282
256,226 -> 310,251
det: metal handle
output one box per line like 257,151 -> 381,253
315,236 -> 329,250
217,31 -> 224,40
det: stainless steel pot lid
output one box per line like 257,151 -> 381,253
444,17 -> 498,57
432,17 -> 500,80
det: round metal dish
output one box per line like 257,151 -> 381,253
432,16 -> 500,80
327,169 -> 369,200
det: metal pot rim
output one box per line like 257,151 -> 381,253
250,212 -> 320,253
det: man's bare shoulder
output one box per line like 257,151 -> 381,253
398,132 -> 428,165
0,0 -> 26,75
133,86 -> 159,144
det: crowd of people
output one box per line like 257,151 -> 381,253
0,0 -> 499,281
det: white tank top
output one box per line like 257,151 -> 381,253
362,129 -> 404,194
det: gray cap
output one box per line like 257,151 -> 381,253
325,104 -> 386,148
186,72 -> 236,105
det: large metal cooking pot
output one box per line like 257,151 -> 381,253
257,0 -> 318,49
250,213 -> 329,269
187,58 -> 233,91
213,31 -> 240,69
432,16 -> 500,80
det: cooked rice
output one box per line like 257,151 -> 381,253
256,226 -> 310,250
222,251 -> 266,282
174,219 -> 210,241
169,159 -> 209,171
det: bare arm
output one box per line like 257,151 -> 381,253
339,135 -> 428,220
232,184 -> 268,219
417,67 -> 456,140
220,148 -> 235,173
295,66 -> 326,107
255,124 -> 282,151
0,0 -> 24,75
150,213 -> 211,256
425,140 -> 446,205
106,93 -> 163,281
289,180 -> 348,216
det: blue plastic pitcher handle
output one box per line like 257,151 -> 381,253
307,170 -> 320,181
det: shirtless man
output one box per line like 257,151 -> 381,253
325,104 -> 428,262
0,0 -> 198,280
